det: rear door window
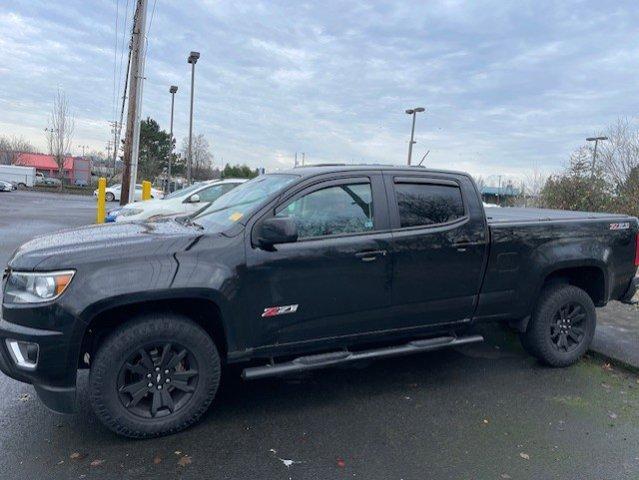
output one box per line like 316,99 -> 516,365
394,182 -> 465,228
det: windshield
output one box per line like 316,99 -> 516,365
192,174 -> 298,232
164,183 -> 203,200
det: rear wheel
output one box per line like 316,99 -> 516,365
520,284 -> 596,367
105,192 -> 115,202
89,314 -> 220,438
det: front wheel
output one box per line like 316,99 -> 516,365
520,284 -> 596,367
105,192 -> 115,202
89,314 -> 221,438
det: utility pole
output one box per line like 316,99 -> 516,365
106,141 -> 113,165
120,0 -> 148,206
187,51 -> 200,185
405,107 -> 425,165
302,152 -> 305,166
498,175 -> 502,205
294,151 -> 298,167
167,85 -> 178,194
586,136 -> 608,177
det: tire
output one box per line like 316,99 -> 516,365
105,192 -> 115,202
17,183 -> 26,190
520,284 -> 596,367
89,314 -> 221,438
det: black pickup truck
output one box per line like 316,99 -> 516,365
2,165 -> 638,437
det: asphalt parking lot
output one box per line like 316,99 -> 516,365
1,190 -> 638,479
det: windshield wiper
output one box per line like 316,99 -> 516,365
175,216 -> 204,230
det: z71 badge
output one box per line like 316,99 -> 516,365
262,304 -> 299,317
609,222 -> 630,231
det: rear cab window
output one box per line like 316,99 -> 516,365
391,177 -> 466,228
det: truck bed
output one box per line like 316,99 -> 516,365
485,207 -> 631,225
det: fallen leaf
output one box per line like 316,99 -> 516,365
174,451 -> 182,455
483,419 -> 489,424
337,458 -> 346,468
603,362 -> 613,371
278,458 -> 301,468
57,460 -> 64,465
177,456 -> 192,467
19,393 -> 30,402
70,452 -> 86,460
153,455 -> 162,464
500,474 -> 512,479
609,412 -> 618,420
90,459 -> 104,467
519,452 -> 530,460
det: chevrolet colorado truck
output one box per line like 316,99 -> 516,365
2,165 -> 638,438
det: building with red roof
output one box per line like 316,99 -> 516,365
14,152 -> 91,185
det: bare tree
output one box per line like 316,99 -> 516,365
181,134 -> 214,180
0,135 -> 35,165
523,161 -> 547,207
45,89 -> 74,190
597,117 -> 639,191
473,175 -> 486,192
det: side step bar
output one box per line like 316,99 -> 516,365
242,334 -> 484,380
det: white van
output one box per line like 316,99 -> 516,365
0,165 -> 36,188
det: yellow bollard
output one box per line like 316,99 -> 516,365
142,180 -> 152,201
96,177 -> 106,224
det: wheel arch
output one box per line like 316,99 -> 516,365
511,262 -> 607,333
79,292 -> 232,368
538,262 -> 608,307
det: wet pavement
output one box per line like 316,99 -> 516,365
1,190 -> 638,479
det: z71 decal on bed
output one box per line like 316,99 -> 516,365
609,222 -> 630,231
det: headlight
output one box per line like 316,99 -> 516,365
3,270 -> 75,304
119,207 -> 144,217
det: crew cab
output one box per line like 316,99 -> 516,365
1,165 -> 638,438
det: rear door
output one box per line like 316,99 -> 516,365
245,172 -> 393,347
385,173 -> 488,328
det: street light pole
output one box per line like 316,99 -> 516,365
187,51 -> 200,185
405,107 -> 425,165
586,136 -> 608,177
168,85 -> 178,194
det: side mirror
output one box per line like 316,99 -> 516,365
188,194 -> 200,203
256,217 -> 298,248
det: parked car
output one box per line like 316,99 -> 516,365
110,179 -> 246,223
42,176 -> 62,187
94,183 -> 164,202
0,180 -> 14,192
2,165 -> 638,438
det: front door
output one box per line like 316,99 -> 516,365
245,174 -> 393,347
385,173 -> 488,328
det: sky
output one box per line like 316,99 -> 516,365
1,0 -> 639,184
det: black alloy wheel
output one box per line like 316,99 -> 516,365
117,342 -> 199,419
550,302 -> 587,353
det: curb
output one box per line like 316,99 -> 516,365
588,348 -> 639,374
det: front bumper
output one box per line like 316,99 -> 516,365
0,315 -> 80,413
620,276 -> 639,304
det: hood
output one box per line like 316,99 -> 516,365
7,220 -> 202,271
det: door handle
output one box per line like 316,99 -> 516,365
355,250 -> 387,262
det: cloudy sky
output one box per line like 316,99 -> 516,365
1,0 -> 638,182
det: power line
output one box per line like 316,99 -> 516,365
112,0 -> 119,122
143,0 -> 158,60
115,0 -> 132,123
